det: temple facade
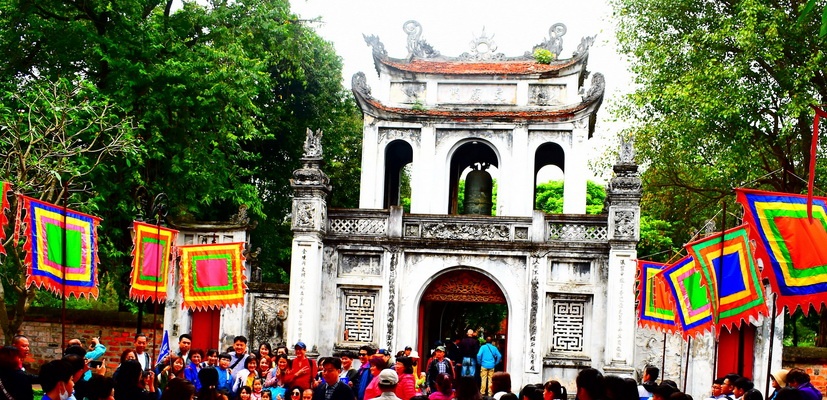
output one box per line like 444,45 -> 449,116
286,21 -> 641,388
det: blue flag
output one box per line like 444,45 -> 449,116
157,330 -> 170,363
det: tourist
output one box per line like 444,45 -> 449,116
543,380 -> 567,400
12,334 -> 30,371
518,384 -> 542,400
157,354 -> 186,392
198,367 -> 230,400
258,343 -> 273,361
767,370 -> 788,400
217,353 -> 235,395
266,354 -> 291,389
638,367 -> 659,400
252,378 -> 266,400
357,347 -> 377,400
260,355 -> 272,378
364,356 -> 390,400
312,357 -> 355,400
203,349 -> 220,368
650,383 -> 677,400
476,337 -> 501,396
458,330 -> 479,378
235,355 -> 261,397
491,372 -> 512,400
708,379 -> 726,400
773,388 -> 802,400
40,360 -> 74,400
428,374 -> 453,400
733,378 -> 754,400
230,336 -> 252,376
156,334 -> 192,372
722,375 -> 740,400
185,349 -> 205,390
368,369 -> 402,400
62,351 -> 92,400
68,336 -> 107,382
262,390 -> 272,400
0,346 -> 33,400
287,342 -> 317,392
785,369 -> 821,400
84,375 -> 116,400
133,334 -> 152,372
240,385 -> 254,400
304,389 -> 315,400
290,387 -> 305,400
394,356 -> 416,400
114,360 -> 156,400
159,377 -> 195,400
575,368 -> 605,400
426,347 -> 454,394
604,375 -> 637,400
339,351 -> 360,390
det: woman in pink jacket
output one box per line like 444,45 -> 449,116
394,357 -> 416,400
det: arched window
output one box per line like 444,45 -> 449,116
534,142 -> 565,213
447,140 -> 499,215
383,140 -> 413,209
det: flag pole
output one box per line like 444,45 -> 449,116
149,193 -> 167,363
661,332 -> 667,380
61,182 -> 68,352
683,336 -> 691,392
764,294 -> 778,398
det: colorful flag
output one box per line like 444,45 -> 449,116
19,195 -> 100,298
686,225 -> 768,332
157,330 -> 170,363
662,255 -> 715,338
636,260 -> 680,333
0,182 -> 10,255
129,221 -> 179,302
736,188 -> 827,314
178,242 -> 246,311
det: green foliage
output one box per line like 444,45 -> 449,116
534,180 -> 605,214
0,0 -> 362,304
533,48 -> 555,64
784,306 -> 822,347
798,0 -> 827,37
637,216 -> 678,262
613,0 -> 827,252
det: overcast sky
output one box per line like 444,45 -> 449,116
290,0 -> 633,180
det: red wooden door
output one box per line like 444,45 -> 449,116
191,308 -> 222,351
717,324 -> 756,379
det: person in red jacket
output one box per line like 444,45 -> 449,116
393,357 -> 416,400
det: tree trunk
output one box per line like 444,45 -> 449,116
816,306 -> 827,347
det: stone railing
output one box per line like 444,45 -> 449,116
546,214 -> 609,242
327,209 -> 609,243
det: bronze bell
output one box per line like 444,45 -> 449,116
463,165 -> 493,215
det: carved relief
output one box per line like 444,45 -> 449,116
303,128 -> 323,158
459,28 -> 505,61
533,23 -> 567,58
390,83 -> 427,105
424,270 -> 506,303
386,251 -> 398,349
613,210 -> 636,238
435,129 -> 512,150
339,254 -> 382,276
514,226 -> 529,241
529,258 -> 540,371
341,289 -> 378,343
251,297 -> 289,350
548,294 -> 589,353
528,84 -> 566,106
421,222 -> 510,241
403,20 -> 440,58
293,201 -> 316,228
404,223 -> 421,238
378,128 -> 421,146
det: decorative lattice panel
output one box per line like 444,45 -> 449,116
547,223 -> 608,241
342,289 -> 377,343
551,296 -> 587,352
328,218 -> 387,236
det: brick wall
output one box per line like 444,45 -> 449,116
5,307 -> 162,374
783,347 -> 827,399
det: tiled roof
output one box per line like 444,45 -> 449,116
377,56 -> 583,75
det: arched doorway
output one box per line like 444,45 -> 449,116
418,269 -> 508,372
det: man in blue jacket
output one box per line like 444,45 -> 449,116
476,337 -> 501,396
356,346 -> 376,400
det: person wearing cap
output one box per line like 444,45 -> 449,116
368,369 -> 402,400
767,370 -> 788,400
287,341 -> 318,392
426,346 -> 454,394
313,357 -> 355,400
378,349 -> 392,365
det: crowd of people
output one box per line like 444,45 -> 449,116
0,332 -> 823,400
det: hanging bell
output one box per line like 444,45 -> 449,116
463,167 -> 493,215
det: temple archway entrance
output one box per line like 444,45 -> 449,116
418,269 -> 508,373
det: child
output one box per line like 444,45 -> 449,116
252,378 -> 265,400
240,386 -> 253,400
262,390 -> 273,400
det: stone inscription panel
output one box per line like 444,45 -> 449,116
528,84 -> 567,106
390,82 -> 427,104
341,288 -> 378,343
338,253 -> 382,277
437,83 -> 517,105
549,261 -> 592,284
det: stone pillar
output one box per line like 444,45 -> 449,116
563,118 -> 589,214
287,128 -> 331,351
359,118 -> 380,209
604,138 -> 641,376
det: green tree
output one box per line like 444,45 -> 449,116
614,0 -> 827,341
534,180 -> 606,214
0,0 -> 362,309
0,77 -> 136,343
